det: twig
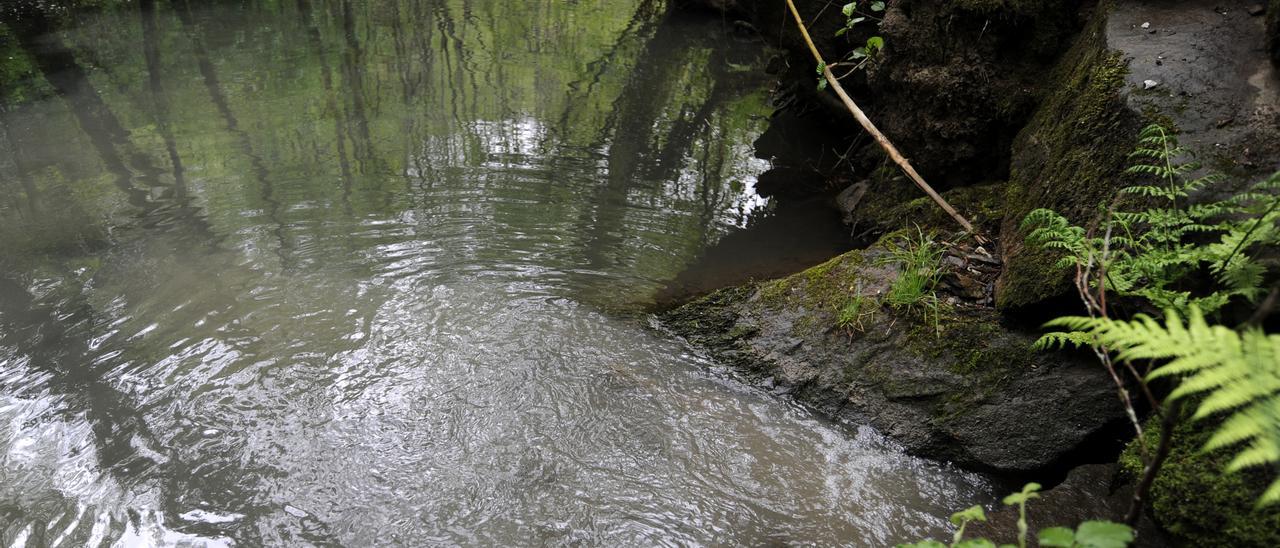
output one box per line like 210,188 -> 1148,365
782,0 -> 986,244
1077,229 -> 1149,459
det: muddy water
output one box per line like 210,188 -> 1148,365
0,1 -> 994,545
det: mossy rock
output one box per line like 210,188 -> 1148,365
1120,415 -> 1280,546
859,180 -> 1008,236
995,2 -> 1141,310
662,233 -> 1124,471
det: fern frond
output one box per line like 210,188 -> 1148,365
1261,479 -> 1280,506
1125,164 -> 1173,177
1120,184 -> 1177,199
1071,308 -> 1280,505
1226,437 -> 1280,472
1023,126 -> 1280,508
1033,330 -> 1095,350
1204,412 -> 1267,450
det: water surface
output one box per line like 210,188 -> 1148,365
0,1 -> 994,545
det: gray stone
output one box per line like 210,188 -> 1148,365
661,241 -> 1125,472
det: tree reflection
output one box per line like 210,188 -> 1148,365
6,6 -> 156,210
0,0 -> 783,542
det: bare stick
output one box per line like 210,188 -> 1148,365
782,0 -> 985,243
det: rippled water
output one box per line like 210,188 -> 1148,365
0,1 -> 994,545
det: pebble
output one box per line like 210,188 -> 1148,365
1140,21 -> 1150,29
965,252 -> 1001,266
1143,79 -> 1161,90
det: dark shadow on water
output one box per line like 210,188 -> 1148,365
652,197 -> 856,308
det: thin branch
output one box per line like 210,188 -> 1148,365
1076,227 -> 1149,460
782,0 -> 985,243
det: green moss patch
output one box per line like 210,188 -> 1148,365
996,4 -> 1139,309
756,245 -> 871,316
1121,416 -> 1280,546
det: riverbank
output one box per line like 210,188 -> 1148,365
666,0 -> 1280,544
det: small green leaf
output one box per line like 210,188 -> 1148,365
954,540 -> 996,548
949,505 -> 987,526
835,27 -> 847,37
842,2 -> 856,16
1037,526 -> 1076,548
866,36 -> 885,51
1073,521 -> 1134,548
817,78 -> 828,91
815,61 -> 826,74
895,542 -> 947,548
871,0 -> 886,11
1002,483 -> 1042,506
851,47 -> 868,59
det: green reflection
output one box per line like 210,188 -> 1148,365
1,0 -> 773,306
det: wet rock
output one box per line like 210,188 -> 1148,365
661,236 -> 1125,472
1109,0 -> 1280,187
835,181 -> 868,225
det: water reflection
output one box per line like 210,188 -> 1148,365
0,0 -> 993,545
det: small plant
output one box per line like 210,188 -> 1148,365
836,291 -> 875,332
817,0 -> 886,90
878,227 -> 945,333
1023,125 -> 1280,317
899,483 -> 1134,548
835,0 -> 885,39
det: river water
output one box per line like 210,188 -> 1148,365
0,1 -> 995,545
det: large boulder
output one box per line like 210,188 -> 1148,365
997,0 -> 1280,309
661,234 -> 1125,472
994,9 -> 1138,309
